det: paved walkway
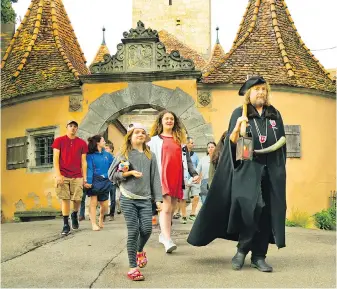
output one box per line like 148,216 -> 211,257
1,214 -> 336,288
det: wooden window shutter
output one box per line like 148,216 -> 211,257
284,125 -> 301,158
6,136 -> 28,170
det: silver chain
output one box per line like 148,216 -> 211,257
253,119 -> 268,148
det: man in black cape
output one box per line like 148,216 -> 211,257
187,76 -> 287,273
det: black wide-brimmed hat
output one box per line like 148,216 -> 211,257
238,76 -> 266,96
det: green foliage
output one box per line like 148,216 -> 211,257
313,200 -> 336,230
285,219 -> 297,227
1,0 -> 18,24
328,201 -> 336,221
287,208 -> 310,228
314,210 -> 334,230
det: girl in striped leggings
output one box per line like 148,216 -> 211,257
108,123 -> 162,281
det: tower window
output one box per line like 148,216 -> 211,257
169,0 -> 172,5
176,19 -> 181,26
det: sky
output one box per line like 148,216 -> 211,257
13,0 -> 337,69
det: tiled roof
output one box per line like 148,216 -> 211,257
90,28 -> 110,66
202,0 -> 335,93
327,69 -> 336,81
1,0 -> 89,100
158,30 -> 207,70
202,43 -> 226,75
91,44 -> 110,65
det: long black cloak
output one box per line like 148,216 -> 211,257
187,104 -> 287,249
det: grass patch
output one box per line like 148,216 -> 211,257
286,208 -> 310,228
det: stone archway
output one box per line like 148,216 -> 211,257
78,82 -> 213,148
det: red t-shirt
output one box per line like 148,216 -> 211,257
52,135 -> 88,178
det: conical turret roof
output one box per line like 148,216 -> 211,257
1,0 -> 89,100
202,0 -> 335,93
202,27 -> 226,75
90,27 -> 111,65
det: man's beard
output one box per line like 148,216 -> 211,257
253,95 -> 266,107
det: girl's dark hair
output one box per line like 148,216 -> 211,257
87,135 -> 103,154
211,131 -> 227,166
206,141 -> 216,155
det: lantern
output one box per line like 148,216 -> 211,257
236,136 -> 253,161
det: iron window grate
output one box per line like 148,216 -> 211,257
35,135 -> 54,166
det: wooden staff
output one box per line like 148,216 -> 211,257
240,103 -> 247,137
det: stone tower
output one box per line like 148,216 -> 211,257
132,0 -> 211,59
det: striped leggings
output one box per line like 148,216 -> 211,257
120,195 -> 153,268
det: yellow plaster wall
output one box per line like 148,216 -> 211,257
2,80 -> 335,221
1,80 -> 197,220
107,124 -> 124,155
1,83 -> 128,221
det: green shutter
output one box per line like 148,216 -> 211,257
284,125 -> 301,158
6,136 -> 28,170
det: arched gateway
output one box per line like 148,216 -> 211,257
78,21 -> 213,148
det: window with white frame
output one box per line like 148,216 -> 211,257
26,126 -> 59,173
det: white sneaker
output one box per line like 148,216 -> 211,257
164,239 -> 177,253
159,233 -> 177,253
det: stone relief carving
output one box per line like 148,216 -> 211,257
156,43 -> 194,70
198,91 -> 212,107
69,94 -> 83,112
89,21 -> 195,74
127,44 -> 153,69
123,20 -> 158,39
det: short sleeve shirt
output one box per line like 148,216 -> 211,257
52,135 -> 88,178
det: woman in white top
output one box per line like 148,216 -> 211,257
148,110 -> 199,253
196,141 -> 216,204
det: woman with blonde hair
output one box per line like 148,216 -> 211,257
148,110 -> 200,253
108,123 -> 162,281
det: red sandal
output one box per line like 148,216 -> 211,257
136,251 -> 148,268
127,269 -> 145,281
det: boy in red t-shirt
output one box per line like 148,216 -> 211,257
52,120 -> 88,235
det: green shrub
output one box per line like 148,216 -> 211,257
313,200 -> 336,230
313,210 -> 334,230
328,201 -> 336,221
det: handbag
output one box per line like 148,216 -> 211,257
91,175 -> 112,195
89,155 -> 112,195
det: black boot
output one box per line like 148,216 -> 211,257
231,250 -> 247,270
251,258 -> 273,272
